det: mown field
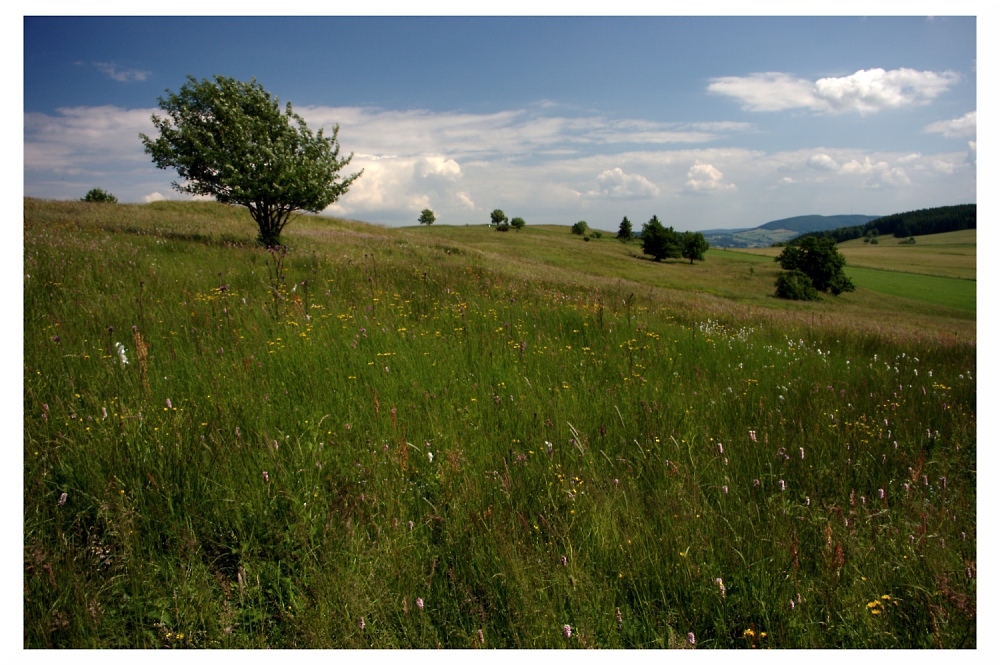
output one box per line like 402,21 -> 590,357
24,199 -> 975,648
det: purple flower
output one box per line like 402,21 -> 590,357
562,624 -> 572,639
687,632 -> 696,645
58,492 -> 68,506
262,470 -> 269,483
416,597 -> 424,611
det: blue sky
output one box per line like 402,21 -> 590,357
22,10 -> 978,231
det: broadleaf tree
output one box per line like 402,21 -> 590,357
490,209 -> 509,231
418,208 -> 436,225
680,231 -> 710,264
774,236 -> 855,298
140,75 -> 362,246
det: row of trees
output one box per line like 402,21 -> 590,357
798,204 -> 975,244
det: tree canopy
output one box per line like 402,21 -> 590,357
680,231 -> 710,264
774,236 -> 855,298
82,188 -> 117,204
617,216 -> 633,242
419,208 -> 436,225
640,216 -> 681,261
140,75 -> 362,246
490,209 -> 509,231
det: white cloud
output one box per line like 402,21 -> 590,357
806,153 -> 839,171
924,111 -> 977,138
587,167 -> 659,199
94,62 -> 151,83
23,103 -> 974,230
709,68 -> 960,115
683,163 -> 735,193
143,191 -> 166,203
839,156 -> 911,188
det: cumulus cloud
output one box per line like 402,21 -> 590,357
94,62 -> 151,82
23,103 -> 973,229
806,153 -> 839,171
587,167 -> 659,199
709,68 -> 960,115
683,163 -> 735,193
143,191 -> 166,203
839,156 -> 911,188
924,111 -> 977,138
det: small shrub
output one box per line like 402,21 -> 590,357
571,221 -> 588,236
82,188 -> 118,204
590,231 -> 602,239
774,269 -> 819,300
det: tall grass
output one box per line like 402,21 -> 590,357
24,200 -> 975,647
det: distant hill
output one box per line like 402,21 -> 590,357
705,214 -> 878,248
795,204 -> 976,244
758,214 -> 879,233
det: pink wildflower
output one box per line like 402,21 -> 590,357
563,624 -> 572,638
687,632 -> 696,645
416,597 -> 424,611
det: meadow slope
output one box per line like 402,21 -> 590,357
24,200 -> 975,648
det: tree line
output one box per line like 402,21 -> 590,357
793,204 -> 975,244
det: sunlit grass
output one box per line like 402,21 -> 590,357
24,199 -> 975,648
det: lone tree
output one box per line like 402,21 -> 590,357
640,215 -> 681,261
140,75 -> 362,246
418,208 -> 436,225
82,188 -> 117,204
571,220 -> 588,236
617,216 -> 633,242
680,231 -> 710,264
490,209 -> 509,231
774,236 -> 855,299
510,217 -> 526,231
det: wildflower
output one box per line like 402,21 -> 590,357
800,447 -> 805,459
687,632 -> 696,645
478,629 -> 485,644
262,470 -> 269,483
723,485 -> 728,495
101,407 -> 107,420
408,520 -> 414,531
878,488 -> 885,500
58,492 -> 68,506
428,452 -> 434,463
563,624 -> 572,638
805,496 -> 810,507
416,597 -> 424,611
749,430 -> 757,443
114,342 -> 128,365
716,577 -> 726,597
779,479 -> 786,491
789,599 -> 795,610
616,607 -> 623,626
358,617 -> 365,630
166,398 -> 173,409
560,555 -> 568,567
717,443 -> 724,455
273,440 -> 279,451
753,478 -> 760,488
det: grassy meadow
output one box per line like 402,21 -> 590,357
24,199 -> 976,648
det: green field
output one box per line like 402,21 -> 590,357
24,200 -> 976,648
